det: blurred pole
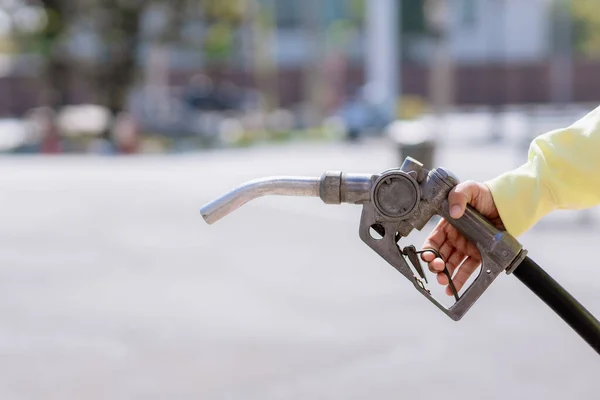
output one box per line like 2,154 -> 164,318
550,0 -> 573,105
488,0 -> 506,142
425,0 -> 453,140
145,45 -> 170,117
250,0 -> 279,111
365,0 -> 400,122
303,0 -> 326,126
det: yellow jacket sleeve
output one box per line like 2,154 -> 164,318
485,105 -> 600,237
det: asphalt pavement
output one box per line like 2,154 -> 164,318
0,139 -> 599,399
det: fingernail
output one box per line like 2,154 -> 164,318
450,205 -> 461,218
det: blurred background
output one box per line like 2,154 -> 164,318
1,0 -> 599,399
0,0 -> 599,152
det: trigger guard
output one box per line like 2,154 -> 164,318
358,203 -> 509,321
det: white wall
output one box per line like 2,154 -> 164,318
273,0 -> 553,67
448,0 -> 552,63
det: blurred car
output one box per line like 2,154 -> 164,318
0,117 -> 41,154
332,84 -> 392,141
129,79 -> 261,150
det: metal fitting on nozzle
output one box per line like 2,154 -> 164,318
319,171 -> 343,204
318,171 -> 375,205
199,172 -> 374,224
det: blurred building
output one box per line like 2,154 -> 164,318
0,0 -> 599,117
272,0 -> 550,66
443,0 -> 550,64
167,0 -> 599,108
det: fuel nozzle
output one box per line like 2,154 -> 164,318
198,157 -> 600,355
199,157 -> 526,322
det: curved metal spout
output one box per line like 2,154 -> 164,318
200,176 -> 320,224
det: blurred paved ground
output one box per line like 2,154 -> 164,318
0,139 -> 599,400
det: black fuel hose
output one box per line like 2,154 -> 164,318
513,257 -> 600,355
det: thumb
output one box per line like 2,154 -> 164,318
448,181 -> 479,219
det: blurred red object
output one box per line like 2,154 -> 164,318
113,112 -> 140,154
40,110 -> 62,154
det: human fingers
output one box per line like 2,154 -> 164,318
421,222 -> 447,261
446,250 -> 466,276
421,221 -> 448,272
437,271 -> 449,285
428,258 -> 446,273
435,250 -> 466,285
447,181 -> 481,219
446,257 -> 481,295
438,241 -> 455,263
425,242 -> 454,273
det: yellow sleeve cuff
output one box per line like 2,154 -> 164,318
485,160 -> 557,238
485,105 -> 600,237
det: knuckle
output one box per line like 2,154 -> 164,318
452,180 -> 477,198
437,273 -> 448,285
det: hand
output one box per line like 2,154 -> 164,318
421,181 -> 505,296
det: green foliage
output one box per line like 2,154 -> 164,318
347,0 -> 365,22
570,0 -> 600,57
400,0 -> 427,35
324,18 -> 357,51
201,0 -> 247,24
203,22 -> 234,60
344,0 -> 428,35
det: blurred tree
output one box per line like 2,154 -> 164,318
346,0 -> 428,36
5,0 -> 270,143
23,0 -> 70,109
570,0 -> 600,57
33,0 -> 184,138
5,0 -> 65,150
347,0 -> 428,62
92,0 -> 145,125
199,0 -> 278,110
201,0 -> 245,63
249,0 -> 278,110
26,0 -> 147,129
401,0 -> 428,36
